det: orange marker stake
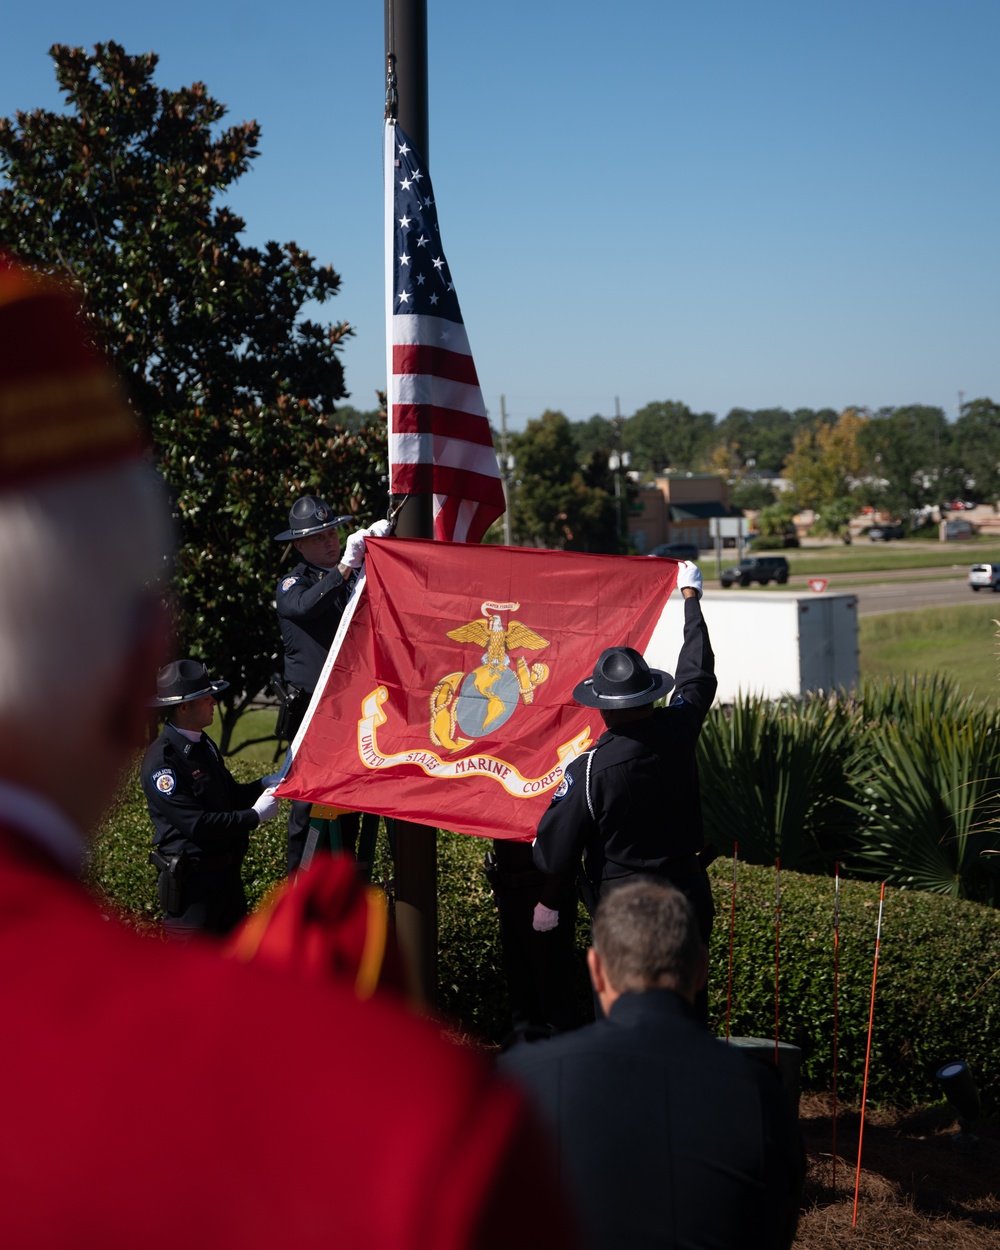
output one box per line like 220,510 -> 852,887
832,862 -> 841,1197
725,842 -> 738,1042
774,856 -> 781,1066
852,881 -> 886,1229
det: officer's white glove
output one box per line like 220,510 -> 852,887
341,530 -> 367,570
532,902 -> 559,932
252,788 -> 280,823
366,518 -> 392,539
677,560 -> 703,599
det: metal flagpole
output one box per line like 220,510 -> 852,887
385,0 -> 437,1006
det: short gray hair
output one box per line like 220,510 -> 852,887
591,878 -> 701,995
0,461 -> 170,730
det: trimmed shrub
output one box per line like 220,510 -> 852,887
713,860 -> 1000,1109
90,762 -> 1000,1109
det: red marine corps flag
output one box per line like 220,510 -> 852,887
385,122 -> 505,544
275,541 -> 680,841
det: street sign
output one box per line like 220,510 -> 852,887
808,578 -> 828,594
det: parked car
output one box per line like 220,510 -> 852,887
867,523 -> 905,541
720,556 -> 790,587
649,542 -> 700,561
968,563 -> 1000,592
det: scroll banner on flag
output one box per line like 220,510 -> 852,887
275,539 -> 680,841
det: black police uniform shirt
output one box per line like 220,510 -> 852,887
533,594 -> 717,890
276,560 -> 354,694
141,723 -> 263,859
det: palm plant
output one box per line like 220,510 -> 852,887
698,691 -> 859,870
844,688 -> 1000,903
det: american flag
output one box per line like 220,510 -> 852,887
385,123 -> 506,544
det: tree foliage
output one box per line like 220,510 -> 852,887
857,405 -> 959,517
953,397 -> 1000,503
0,43 -> 385,749
784,408 -> 867,512
622,400 -> 716,474
713,407 -> 834,476
568,413 -> 616,463
509,410 -> 617,551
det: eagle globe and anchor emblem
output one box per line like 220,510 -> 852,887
430,600 -> 550,752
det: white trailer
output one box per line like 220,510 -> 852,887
644,591 -> 859,703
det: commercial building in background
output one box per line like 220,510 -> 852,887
628,473 -> 738,553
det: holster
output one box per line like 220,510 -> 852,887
270,672 -> 308,741
149,848 -> 185,914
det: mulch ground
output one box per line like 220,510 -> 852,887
796,1093 -> 1000,1248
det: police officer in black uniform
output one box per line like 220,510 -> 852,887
274,496 -> 390,873
532,561 -> 717,1013
142,660 -> 280,935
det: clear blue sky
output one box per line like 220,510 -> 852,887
2,0 -> 996,430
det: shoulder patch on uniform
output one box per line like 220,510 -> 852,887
551,772 -> 574,801
152,768 -> 176,796
280,576 -> 299,593
668,694 -> 686,708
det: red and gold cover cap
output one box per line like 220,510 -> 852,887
0,251 -> 145,489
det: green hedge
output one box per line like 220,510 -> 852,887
713,860 -> 1000,1110
91,766 -> 1000,1108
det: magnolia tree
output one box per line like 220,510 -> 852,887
0,43 -> 387,749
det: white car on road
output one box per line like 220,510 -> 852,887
968,563 -> 1000,592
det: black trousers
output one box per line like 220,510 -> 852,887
159,865 -> 247,937
489,842 -> 589,1036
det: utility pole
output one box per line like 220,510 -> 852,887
385,0 -> 436,1006
609,396 -> 630,549
500,394 -> 513,546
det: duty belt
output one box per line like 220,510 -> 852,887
603,852 -> 702,882
185,852 -> 240,873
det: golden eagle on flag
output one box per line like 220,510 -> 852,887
276,539 -> 681,841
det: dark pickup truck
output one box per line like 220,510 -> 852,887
720,556 -> 790,587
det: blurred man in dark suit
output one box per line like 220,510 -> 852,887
500,879 -> 803,1250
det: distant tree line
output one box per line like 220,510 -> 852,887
498,399 -> 1000,549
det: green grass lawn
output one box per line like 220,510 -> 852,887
859,602 -> 1000,701
752,539 -> 1000,577
208,706 -> 285,766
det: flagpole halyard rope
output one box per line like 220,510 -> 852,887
385,53 -> 398,121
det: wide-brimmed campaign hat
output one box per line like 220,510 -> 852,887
572,647 -> 673,710
274,495 -> 352,542
150,659 -> 230,708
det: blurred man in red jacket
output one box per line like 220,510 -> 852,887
0,252 -> 577,1250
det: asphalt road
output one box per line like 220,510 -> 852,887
703,567 -> 979,616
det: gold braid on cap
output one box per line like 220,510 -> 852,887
0,253 -> 144,488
